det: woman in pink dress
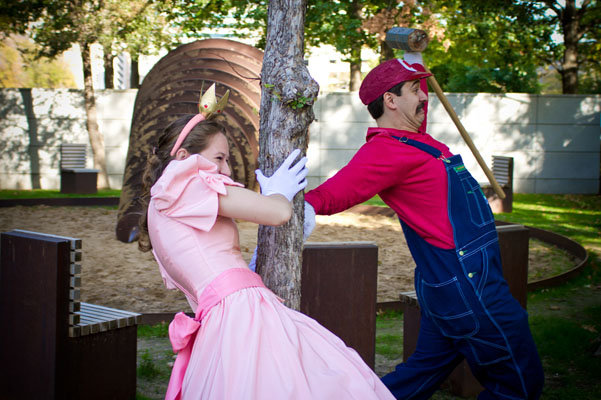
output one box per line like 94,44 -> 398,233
137,88 -> 394,400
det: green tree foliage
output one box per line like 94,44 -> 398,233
166,0 -> 439,90
419,0 -> 549,93
0,0 -> 47,38
166,0 -> 547,93
305,0 -> 373,90
360,0 -> 442,61
164,0 -> 268,47
99,0 -> 173,88
432,0 -> 601,94
0,0 -> 177,187
531,0 -> 601,94
0,35 -> 76,88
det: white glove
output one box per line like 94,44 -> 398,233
404,51 -> 424,67
303,201 -> 316,241
248,247 -> 257,272
255,149 -> 308,202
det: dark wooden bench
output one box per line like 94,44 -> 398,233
60,143 -> 99,194
0,229 -> 140,400
301,242 -> 378,369
399,223 -> 529,397
482,155 -> 514,213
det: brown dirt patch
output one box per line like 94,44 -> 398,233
0,205 -> 574,314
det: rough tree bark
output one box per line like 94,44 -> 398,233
379,40 -> 395,63
256,0 -> 319,310
81,41 -> 110,189
130,58 -> 140,89
348,0 -> 362,91
560,0 -> 579,94
103,49 -> 115,89
349,52 -> 362,91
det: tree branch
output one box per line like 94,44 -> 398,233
543,0 -> 563,19
115,0 -> 153,38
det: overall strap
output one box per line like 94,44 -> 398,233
391,135 -> 443,159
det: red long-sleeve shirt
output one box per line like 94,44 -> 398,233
305,128 -> 456,249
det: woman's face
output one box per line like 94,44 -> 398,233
200,132 -> 232,176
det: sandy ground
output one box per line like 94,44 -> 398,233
0,205 -> 415,314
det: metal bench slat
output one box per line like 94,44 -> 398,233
81,302 -> 141,318
77,316 -> 111,333
70,289 -> 80,301
77,308 -> 123,330
399,290 -> 419,307
11,229 -> 81,249
71,251 -> 82,263
70,263 -> 82,275
70,276 -> 81,288
79,324 -> 91,336
70,301 -> 81,313
69,326 -> 82,337
69,314 -> 80,325
61,143 -> 89,169
76,303 -> 141,329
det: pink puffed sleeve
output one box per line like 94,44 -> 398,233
150,154 -> 243,232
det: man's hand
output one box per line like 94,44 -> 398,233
304,201 -> 316,241
404,51 -> 424,67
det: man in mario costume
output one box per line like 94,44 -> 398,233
303,55 -> 544,399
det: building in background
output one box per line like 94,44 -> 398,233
60,38 -> 378,94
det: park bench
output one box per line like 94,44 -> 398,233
482,155 -> 514,213
398,223 -> 529,397
301,241 -> 378,369
0,229 -> 140,400
60,143 -> 99,194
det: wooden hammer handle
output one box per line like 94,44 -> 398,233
425,69 -> 506,200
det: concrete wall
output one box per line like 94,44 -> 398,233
1,88 -> 599,193
0,88 -> 136,190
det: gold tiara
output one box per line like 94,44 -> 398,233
170,83 -> 230,156
198,83 -> 230,117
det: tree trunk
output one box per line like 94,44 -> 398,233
560,0 -> 579,94
348,0 -> 362,92
20,89 -> 41,189
130,57 -> 140,88
349,60 -> 362,91
257,0 -> 319,310
380,40 -> 395,63
103,48 -> 114,89
81,42 -> 110,189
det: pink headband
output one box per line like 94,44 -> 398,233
168,83 -> 230,157
169,114 -> 206,156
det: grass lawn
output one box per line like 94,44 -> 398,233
0,189 -> 121,198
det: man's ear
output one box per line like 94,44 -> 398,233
175,148 -> 190,160
382,92 -> 397,110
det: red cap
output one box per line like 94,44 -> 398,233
359,59 -> 431,105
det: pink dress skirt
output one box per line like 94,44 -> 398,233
148,155 -> 394,400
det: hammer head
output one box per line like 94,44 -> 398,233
385,27 -> 429,52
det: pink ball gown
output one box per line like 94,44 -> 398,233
147,154 -> 394,400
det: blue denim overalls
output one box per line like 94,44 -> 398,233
381,137 -> 544,399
